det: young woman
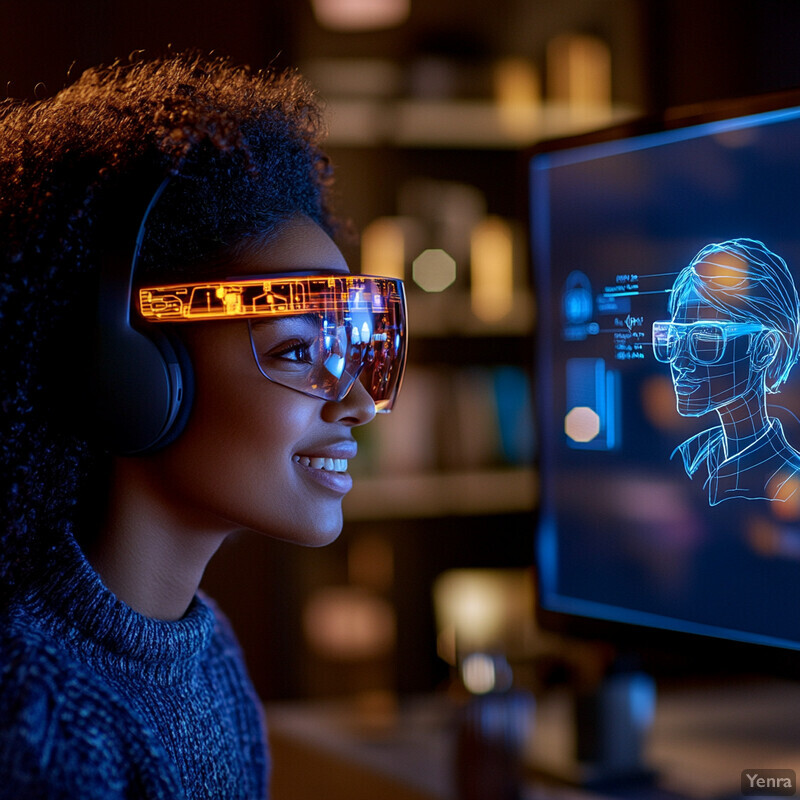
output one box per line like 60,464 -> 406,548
0,52 -> 406,797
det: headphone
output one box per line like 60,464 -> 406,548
94,177 -> 195,456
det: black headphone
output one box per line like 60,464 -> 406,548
94,177 -> 195,455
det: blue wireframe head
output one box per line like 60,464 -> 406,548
668,239 -> 800,393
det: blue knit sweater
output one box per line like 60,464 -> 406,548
0,535 -> 269,798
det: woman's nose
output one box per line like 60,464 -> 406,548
323,378 -> 377,426
672,349 -> 697,374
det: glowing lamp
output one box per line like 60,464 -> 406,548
311,0 -> 409,31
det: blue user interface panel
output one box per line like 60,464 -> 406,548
532,103 -> 800,650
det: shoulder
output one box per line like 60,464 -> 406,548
0,610 -> 181,798
768,419 -> 800,466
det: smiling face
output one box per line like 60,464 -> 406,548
143,215 -> 376,547
669,286 -> 760,418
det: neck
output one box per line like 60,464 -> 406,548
88,457 -> 231,621
715,387 -> 772,460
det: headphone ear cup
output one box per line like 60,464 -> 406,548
147,327 -> 195,451
93,176 -> 197,455
94,319 -> 191,455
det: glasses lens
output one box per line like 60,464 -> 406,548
652,322 -> 674,363
248,278 -> 406,410
652,322 -> 733,365
250,315 -> 345,400
361,313 -> 405,412
688,324 -> 725,364
140,273 -> 407,410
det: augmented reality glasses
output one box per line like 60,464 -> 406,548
652,320 -> 765,365
138,273 -> 407,411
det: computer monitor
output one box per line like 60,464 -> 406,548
530,91 -> 800,658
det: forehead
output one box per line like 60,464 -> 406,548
228,215 -> 349,277
671,285 -> 733,322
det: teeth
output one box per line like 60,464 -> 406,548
293,455 -> 348,473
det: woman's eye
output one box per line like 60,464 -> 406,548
267,340 -> 313,363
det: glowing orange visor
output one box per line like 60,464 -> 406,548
138,274 -> 407,412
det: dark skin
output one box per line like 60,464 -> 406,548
89,215 -> 377,620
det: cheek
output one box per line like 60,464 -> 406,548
154,327 -> 294,517
168,371 -> 298,506
150,326 -> 346,545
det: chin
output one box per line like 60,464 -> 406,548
303,504 -> 346,547
304,528 -> 344,548
280,525 -> 343,549
676,399 -> 711,418
258,510 -> 344,548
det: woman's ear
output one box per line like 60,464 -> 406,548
751,330 -> 781,371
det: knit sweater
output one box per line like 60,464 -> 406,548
0,535 -> 269,799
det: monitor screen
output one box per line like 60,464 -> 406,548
531,95 -> 800,652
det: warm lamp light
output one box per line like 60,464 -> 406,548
470,216 -> 514,322
362,217 -> 406,280
433,569 -> 534,657
547,33 -> 611,114
493,58 -> 541,137
311,0 -> 410,31
565,405 -> 601,443
303,586 -> 396,661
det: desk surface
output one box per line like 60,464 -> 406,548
266,677 -> 800,800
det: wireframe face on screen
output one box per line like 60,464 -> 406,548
653,239 -> 800,506
138,274 -> 407,412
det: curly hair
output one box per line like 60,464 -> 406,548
0,51 -> 338,597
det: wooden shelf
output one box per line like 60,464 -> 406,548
325,99 -> 639,149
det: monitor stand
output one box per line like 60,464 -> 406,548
529,667 -> 662,794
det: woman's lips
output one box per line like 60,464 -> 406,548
675,379 -> 700,395
292,452 -> 354,495
293,455 -> 348,472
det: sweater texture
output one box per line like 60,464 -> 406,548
0,535 -> 268,799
